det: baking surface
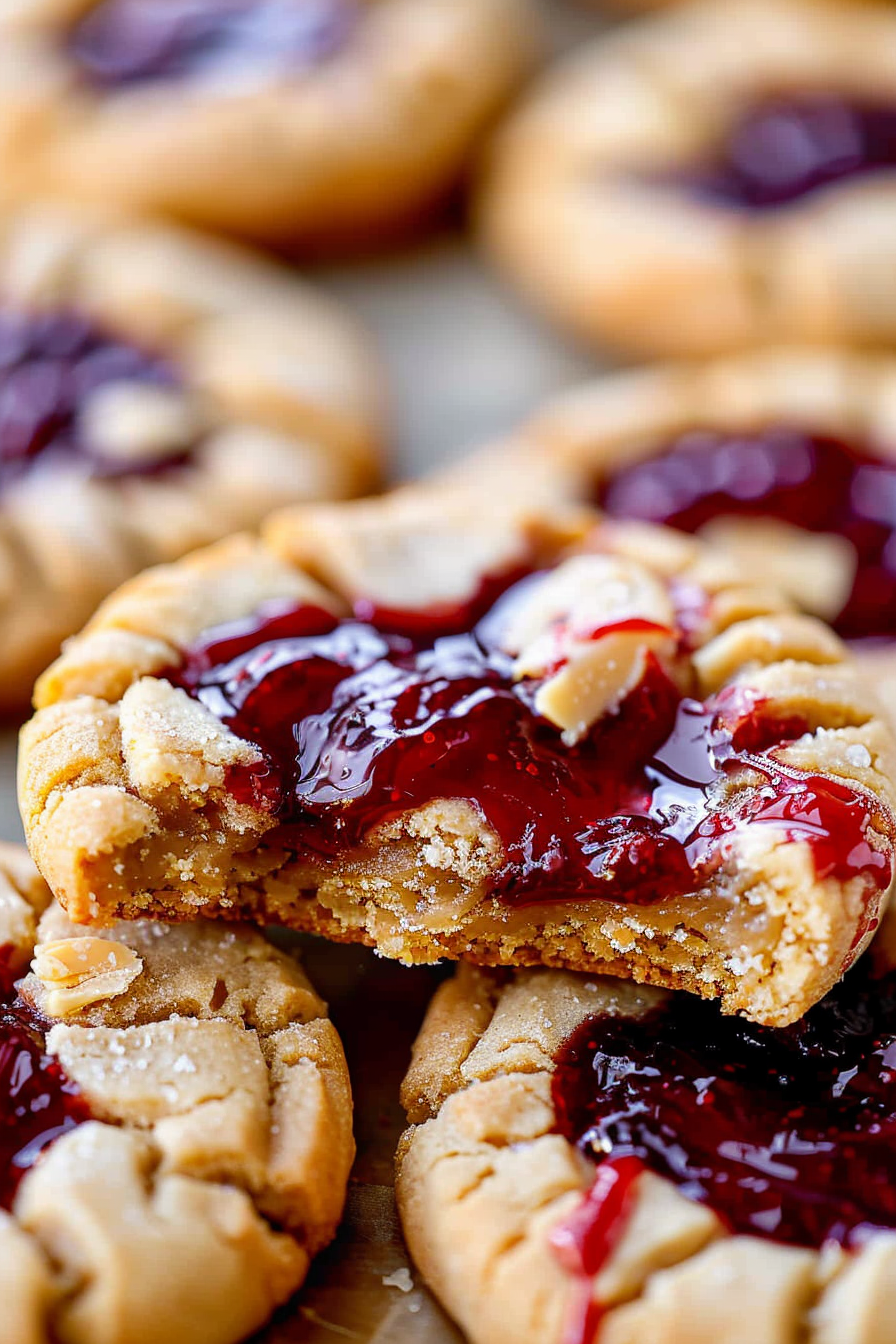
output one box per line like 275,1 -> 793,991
2,7 -> 608,1333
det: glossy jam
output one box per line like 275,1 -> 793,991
172,576 -> 892,906
0,307 -> 185,490
677,94 -> 896,209
552,960 -> 896,1258
600,427 -> 896,642
70,0 -> 354,88
0,974 -> 88,1210
549,1155 -> 646,1344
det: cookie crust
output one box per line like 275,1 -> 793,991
396,959 -> 896,1344
478,0 -> 896,357
447,346 -> 896,723
19,486 -> 896,1026
0,840 -> 354,1344
0,203 -> 383,709
0,0 -> 539,248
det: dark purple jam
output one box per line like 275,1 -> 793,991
69,0 -> 354,89
552,959 -> 896,1257
0,306 -> 187,490
170,572 -> 893,907
599,427 -> 896,643
0,956 -> 88,1210
676,94 -> 896,209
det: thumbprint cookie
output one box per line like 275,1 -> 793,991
0,841 -> 354,1344
0,0 -> 540,248
0,204 -> 383,708
18,487 -> 896,1027
478,0 -> 896,357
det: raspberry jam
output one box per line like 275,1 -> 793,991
550,1155 -> 646,1344
677,94 -> 896,209
0,961 -> 88,1210
172,573 -> 892,906
70,0 -> 354,88
600,427 -> 896,642
551,959 -> 896,1265
0,307 -> 186,489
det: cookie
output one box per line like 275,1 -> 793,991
448,347 -> 896,725
396,948 -> 896,1344
0,0 -> 539,249
0,203 -> 383,710
0,840 -> 354,1344
19,488 -> 896,1026
477,0 -> 896,357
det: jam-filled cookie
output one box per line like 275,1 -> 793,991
397,946 -> 896,1344
0,204 -> 382,710
452,348 -> 896,722
0,841 -> 354,1344
19,489 -> 896,1026
478,0 -> 896,357
0,0 -> 539,248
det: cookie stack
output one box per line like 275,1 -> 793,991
4,1 -> 896,1343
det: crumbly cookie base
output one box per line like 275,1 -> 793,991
31,814 -> 886,1030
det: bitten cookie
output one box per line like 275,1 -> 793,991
396,948 -> 896,1344
18,488 -> 896,1026
0,840 -> 354,1344
478,0 -> 896,357
445,347 -> 896,723
0,0 -> 539,248
0,203 -> 383,709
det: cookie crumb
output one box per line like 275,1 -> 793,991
382,1267 -> 414,1293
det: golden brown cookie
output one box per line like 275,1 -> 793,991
18,488 -> 896,1026
0,840 -> 354,1344
446,347 -> 896,724
0,0 -> 540,249
396,950 -> 896,1344
478,0 -> 896,358
0,203 -> 383,710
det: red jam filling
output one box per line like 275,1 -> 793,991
673,94 -> 896,208
0,960 -> 88,1210
551,959 -> 896,1269
69,0 -> 354,88
600,426 -> 896,643
0,307 -> 188,489
550,1155 -> 646,1344
171,573 -> 892,906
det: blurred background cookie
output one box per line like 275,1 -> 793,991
0,204 -> 384,709
0,0 -> 541,249
478,0 -> 896,357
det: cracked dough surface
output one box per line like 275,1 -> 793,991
396,958 -> 896,1344
449,346 -> 896,725
0,841 -> 354,1344
18,488 -> 896,1026
0,0 -> 539,249
477,0 -> 896,357
0,202 -> 384,710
